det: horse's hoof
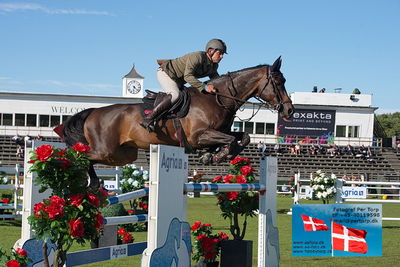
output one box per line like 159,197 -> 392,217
212,154 -> 223,164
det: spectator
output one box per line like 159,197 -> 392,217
294,143 -> 301,155
289,144 -> 296,154
12,134 -> 24,146
16,145 -> 24,158
274,143 -> 282,155
345,144 -> 355,156
319,88 -> 326,93
257,141 -> 266,154
35,134 -> 43,141
308,144 -> 317,155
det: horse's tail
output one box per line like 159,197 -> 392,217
55,108 -> 95,147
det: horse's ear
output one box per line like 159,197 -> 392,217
271,56 -> 282,72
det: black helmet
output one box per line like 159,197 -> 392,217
205,39 -> 227,54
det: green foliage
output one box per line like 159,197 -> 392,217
213,157 -> 258,240
376,112 -> 400,137
99,203 -> 126,218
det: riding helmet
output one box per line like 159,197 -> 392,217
205,39 -> 228,54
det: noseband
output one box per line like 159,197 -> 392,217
255,69 -> 291,112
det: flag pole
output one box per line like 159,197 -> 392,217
331,219 -> 334,257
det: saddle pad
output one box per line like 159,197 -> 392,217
140,88 -> 191,119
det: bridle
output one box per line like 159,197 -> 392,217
255,67 -> 292,112
213,66 -> 290,112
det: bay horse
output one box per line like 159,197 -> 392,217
55,57 -> 294,187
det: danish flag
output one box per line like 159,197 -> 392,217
300,214 -> 328,231
332,222 -> 368,254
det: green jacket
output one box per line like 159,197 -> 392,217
159,51 -> 219,91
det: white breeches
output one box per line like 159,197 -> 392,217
157,68 -> 180,103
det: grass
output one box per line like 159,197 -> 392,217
1,195 -> 400,266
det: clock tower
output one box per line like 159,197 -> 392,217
122,65 -> 144,98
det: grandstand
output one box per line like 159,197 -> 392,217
1,135 -> 399,182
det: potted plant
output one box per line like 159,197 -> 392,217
191,221 -> 229,267
212,156 -> 258,267
27,143 -> 108,267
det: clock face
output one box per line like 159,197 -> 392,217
127,80 -> 141,94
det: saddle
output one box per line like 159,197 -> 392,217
140,89 -> 191,119
140,89 -> 193,153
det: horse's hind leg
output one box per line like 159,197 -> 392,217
88,163 -> 99,189
197,130 -> 236,163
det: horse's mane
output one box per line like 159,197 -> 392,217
209,64 -> 269,83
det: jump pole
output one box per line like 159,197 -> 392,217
141,145 -> 279,267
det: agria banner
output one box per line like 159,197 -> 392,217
277,109 -> 336,136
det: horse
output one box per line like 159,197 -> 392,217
55,57 -> 294,187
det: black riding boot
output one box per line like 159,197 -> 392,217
140,94 -> 172,132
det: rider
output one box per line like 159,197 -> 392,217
140,38 -> 227,132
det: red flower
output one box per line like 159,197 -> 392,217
219,232 -> 229,239
45,205 -> 64,219
94,212 -> 104,231
2,198 -> 10,204
69,194 -> 85,207
229,156 -> 251,166
223,175 -> 235,183
54,149 -> 66,157
72,142 -> 90,153
203,223 -> 211,227
118,228 -> 127,236
200,236 -> 216,252
191,221 -> 202,231
225,192 -> 239,200
123,233 -> 133,243
99,188 -> 109,199
235,175 -> 247,184
33,202 -> 45,218
69,218 -> 84,237
197,234 -> 206,240
127,209 -> 135,215
87,193 -> 100,207
59,158 -> 72,170
212,176 -> 223,183
16,248 -> 28,257
28,160 -> 36,164
36,144 -> 54,162
50,195 -> 66,206
240,166 -> 254,176
6,259 -> 20,267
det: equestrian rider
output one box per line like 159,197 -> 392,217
139,38 -> 227,132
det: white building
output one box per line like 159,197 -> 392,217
234,91 -> 377,146
0,66 -> 378,146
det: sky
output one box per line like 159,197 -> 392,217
1,0 -> 399,113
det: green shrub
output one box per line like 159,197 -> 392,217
100,203 -> 127,217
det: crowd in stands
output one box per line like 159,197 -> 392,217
257,141 -> 376,162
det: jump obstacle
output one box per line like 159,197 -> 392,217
16,143 -> 280,267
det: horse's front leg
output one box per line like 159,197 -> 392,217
229,131 -> 250,156
197,130 -> 237,163
88,163 -> 100,189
